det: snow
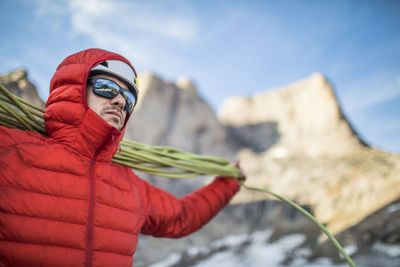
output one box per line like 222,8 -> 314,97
373,242 -> 400,258
343,245 -> 357,256
149,253 -> 181,267
386,203 -> 400,214
150,229 -> 346,267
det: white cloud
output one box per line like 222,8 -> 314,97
342,71 -> 400,112
65,0 -> 201,71
340,71 -> 400,153
69,0 -> 199,43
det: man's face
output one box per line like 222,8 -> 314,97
86,74 -> 128,130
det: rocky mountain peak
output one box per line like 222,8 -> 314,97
129,72 -> 233,157
218,72 -> 367,157
176,76 -> 198,96
0,69 -> 45,109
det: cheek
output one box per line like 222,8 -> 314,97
86,93 -> 96,112
86,87 -> 94,109
86,91 -> 107,116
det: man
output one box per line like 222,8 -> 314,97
0,48 -> 242,266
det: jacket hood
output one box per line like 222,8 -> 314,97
44,48 -> 137,161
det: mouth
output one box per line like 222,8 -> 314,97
105,110 -> 122,121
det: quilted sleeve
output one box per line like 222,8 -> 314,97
140,177 -> 240,237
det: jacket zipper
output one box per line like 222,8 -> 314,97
86,135 -> 112,267
86,155 -> 97,267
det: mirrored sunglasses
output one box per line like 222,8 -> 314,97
89,77 -> 137,114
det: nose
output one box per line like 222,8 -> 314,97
111,93 -> 126,110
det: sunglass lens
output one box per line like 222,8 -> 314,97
121,90 -> 136,113
92,78 -> 120,98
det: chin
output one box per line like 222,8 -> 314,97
107,121 -> 122,130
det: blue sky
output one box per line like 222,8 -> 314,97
1,0 -> 399,153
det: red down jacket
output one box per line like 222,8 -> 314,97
0,48 -> 240,267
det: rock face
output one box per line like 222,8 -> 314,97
123,72 -> 242,196
219,73 -> 366,157
127,71 -> 400,238
0,69 -> 45,109
3,69 -> 400,266
314,197 -> 400,266
125,72 -> 234,158
125,71 -> 400,264
219,73 -> 400,235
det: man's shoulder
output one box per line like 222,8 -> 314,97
0,126 -> 47,147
